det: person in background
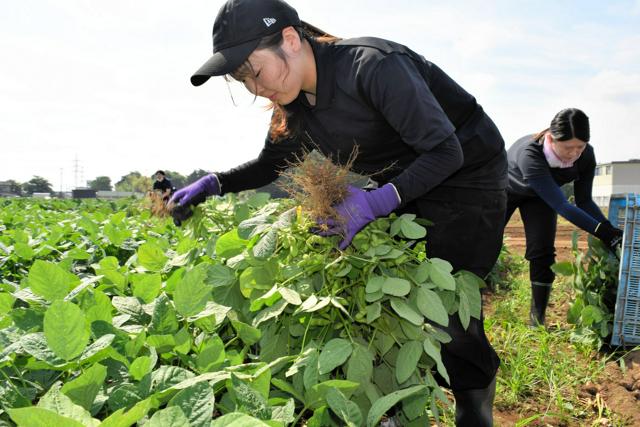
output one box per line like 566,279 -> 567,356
171,0 -> 509,424
152,170 -> 174,201
505,108 -> 623,327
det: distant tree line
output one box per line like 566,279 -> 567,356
1,170 -> 211,196
0,177 -> 53,196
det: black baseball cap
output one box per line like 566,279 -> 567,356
191,0 -> 301,86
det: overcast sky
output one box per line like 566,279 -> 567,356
2,0 -> 639,191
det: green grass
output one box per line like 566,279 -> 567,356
483,254 -> 630,426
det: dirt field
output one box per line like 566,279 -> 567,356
504,211 -> 588,261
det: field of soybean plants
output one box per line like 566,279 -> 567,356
0,196 -> 638,426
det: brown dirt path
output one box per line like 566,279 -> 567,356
504,211 -> 588,261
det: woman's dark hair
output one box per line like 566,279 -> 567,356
227,23 -> 340,141
534,108 -> 590,142
155,170 -> 165,176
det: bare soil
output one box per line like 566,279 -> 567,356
579,350 -> 640,427
503,211 -> 588,262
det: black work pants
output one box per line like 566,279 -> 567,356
505,195 -> 557,283
401,186 -> 506,391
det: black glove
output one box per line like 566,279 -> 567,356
594,221 -> 623,251
170,191 -> 207,226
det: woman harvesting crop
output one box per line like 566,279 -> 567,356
172,0 -> 508,424
505,108 -> 623,327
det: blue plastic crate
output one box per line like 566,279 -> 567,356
609,193 -> 640,346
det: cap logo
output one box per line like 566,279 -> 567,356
263,17 -> 277,27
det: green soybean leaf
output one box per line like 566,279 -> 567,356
416,287 -> 449,327
84,290 -> 113,324
147,406 -> 189,427
239,264 -> 277,299
61,363 -> 107,411
306,406 -> 332,427
365,276 -> 384,293
238,213 -> 271,239
28,260 -> 79,302
14,242 -> 35,260
174,264 -> 211,317
104,223 -> 131,247
366,302 -> 381,323
8,407 -> 86,427
271,398 -> 296,424
252,299 -> 288,327
151,366 -> 195,393
0,293 -> 15,315
129,356 -> 153,381
10,307 -> 43,331
215,230 -> 248,259
149,294 -> 179,335
395,341 -> 423,384
131,274 -> 162,304
366,385 -> 427,427
365,289 -> 384,302
137,242 -> 167,272
96,257 -> 126,289
425,324 -> 452,344
582,305 -> 604,326
346,344 -> 374,389
38,384 -> 100,427
413,262 -> 430,283
326,387 -> 363,427
303,350 -> 320,391
79,333 -> 116,362
231,320 -> 262,345
211,413 -> 272,427
279,287 -> 302,305
168,382 -> 214,427
382,277 -> 411,296
319,338 -> 353,375
456,271 -> 483,320
253,228 -> 277,258
196,335 -> 225,373
271,378 -> 305,403
44,300 -> 90,361
99,397 -> 155,427
20,332 -> 67,366
458,291 -> 471,330
423,338 -> 449,385
399,217 -> 427,239
390,298 -> 423,326
429,260 -> 456,291
402,390 -> 430,421
551,261 -> 574,276
231,374 -> 271,420
307,380 -> 360,409
107,384 -> 145,413
206,264 -> 236,287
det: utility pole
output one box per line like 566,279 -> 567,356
73,156 -> 80,189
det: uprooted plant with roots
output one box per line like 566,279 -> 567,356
278,148 -> 358,233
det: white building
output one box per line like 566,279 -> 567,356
592,160 -> 640,207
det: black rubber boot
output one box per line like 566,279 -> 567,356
453,376 -> 496,427
530,281 -> 552,327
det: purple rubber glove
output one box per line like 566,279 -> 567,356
170,174 -> 220,207
319,184 -> 400,250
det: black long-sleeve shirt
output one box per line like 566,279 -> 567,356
507,135 -> 607,233
217,36 -> 507,204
